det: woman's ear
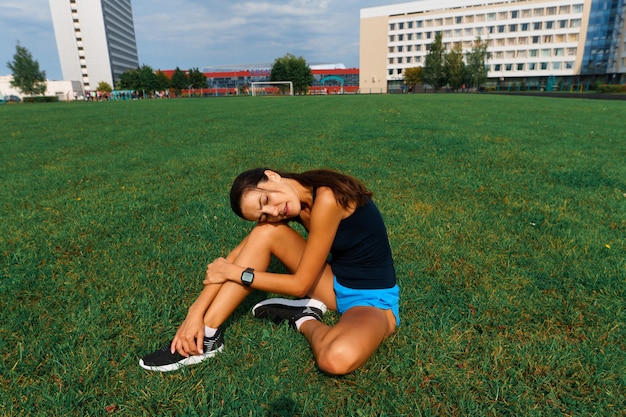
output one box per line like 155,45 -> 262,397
264,170 -> 281,182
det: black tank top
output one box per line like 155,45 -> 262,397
313,188 -> 397,290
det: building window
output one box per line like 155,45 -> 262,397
389,35 -> 395,42
509,24 -> 517,32
389,23 -> 395,31
407,33 -> 413,40
408,21 -> 413,29
544,35 -> 552,43
521,23 -> 529,31
546,21 -> 554,29
541,49 -> 551,57
552,62 -> 561,70
498,25 -> 505,33
397,57 -> 403,64
529,63 -> 536,70
494,64 -> 501,71
540,62 -> 548,70
456,16 -> 463,24
389,47 -> 394,53
533,22 -> 542,30
398,34 -> 404,41
547,7 -> 557,15
559,20 -> 568,28
570,19 -> 581,28
529,49 -> 538,57
517,63 -> 525,71
417,20 -> 422,28
554,48 -> 564,56
532,36 -> 540,44
487,13 -> 496,21
388,58 -> 394,64
511,10 -> 519,19
522,9 -> 531,18
407,45 -> 412,52
505,64 -> 513,71
565,61 -> 574,69
406,57 -> 412,63
397,46 -> 403,52
518,50 -> 527,58
398,22 -> 404,30
534,8 -> 544,16
572,4 -> 583,13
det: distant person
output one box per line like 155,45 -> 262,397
139,168 -> 400,375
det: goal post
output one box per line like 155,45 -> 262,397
250,81 -> 293,96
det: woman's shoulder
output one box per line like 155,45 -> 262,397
313,186 -> 355,219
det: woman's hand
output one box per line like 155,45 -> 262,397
203,257 -> 234,285
170,311 -> 205,356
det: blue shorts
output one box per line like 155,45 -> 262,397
333,277 -> 400,326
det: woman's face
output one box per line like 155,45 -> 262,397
239,172 -> 301,223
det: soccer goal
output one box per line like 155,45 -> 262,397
250,81 -> 293,96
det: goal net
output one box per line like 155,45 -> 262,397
250,81 -> 294,96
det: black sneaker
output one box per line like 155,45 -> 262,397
252,298 -> 327,329
139,327 -> 224,372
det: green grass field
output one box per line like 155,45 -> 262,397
1,94 -> 624,416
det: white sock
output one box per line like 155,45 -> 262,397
204,326 -> 218,338
294,316 -> 316,332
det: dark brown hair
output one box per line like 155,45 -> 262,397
229,168 -> 373,219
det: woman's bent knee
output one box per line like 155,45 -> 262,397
316,340 -> 360,376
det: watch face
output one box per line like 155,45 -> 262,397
242,270 -> 254,284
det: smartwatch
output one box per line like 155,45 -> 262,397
241,267 -> 255,286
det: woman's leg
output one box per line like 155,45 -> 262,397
202,222 -> 336,328
300,307 -> 397,375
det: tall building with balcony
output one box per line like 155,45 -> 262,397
360,0 -> 626,93
49,0 -> 139,91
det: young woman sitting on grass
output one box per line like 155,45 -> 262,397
139,168 -> 400,375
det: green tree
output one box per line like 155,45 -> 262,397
138,65 -> 159,97
422,32 -> 446,91
404,67 -> 422,92
188,68 -> 207,89
170,67 -> 189,96
117,68 -> 140,90
6,44 -> 47,96
270,53 -> 313,95
97,81 -> 113,94
466,37 -> 489,89
444,43 -> 466,91
155,70 -> 171,91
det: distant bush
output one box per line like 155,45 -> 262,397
23,96 -> 59,103
597,84 -> 626,94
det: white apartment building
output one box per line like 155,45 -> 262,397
49,0 -> 139,91
360,0 -> 626,93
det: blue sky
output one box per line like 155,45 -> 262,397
1,0 -> 393,80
